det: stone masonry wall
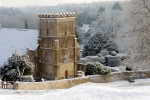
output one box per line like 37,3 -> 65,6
13,71 -> 150,90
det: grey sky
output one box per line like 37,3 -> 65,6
0,0 -> 122,7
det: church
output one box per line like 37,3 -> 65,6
28,13 -> 78,80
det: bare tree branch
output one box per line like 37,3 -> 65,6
142,0 -> 150,13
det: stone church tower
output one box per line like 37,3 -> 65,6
37,13 -> 77,80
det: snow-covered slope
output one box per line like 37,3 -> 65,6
1,78 -> 150,100
0,28 -> 38,66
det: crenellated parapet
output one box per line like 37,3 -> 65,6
38,12 -> 75,18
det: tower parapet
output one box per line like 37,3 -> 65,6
38,12 -> 75,18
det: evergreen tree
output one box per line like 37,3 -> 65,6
97,7 -> 105,14
24,20 -> 28,29
82,33 -> 118,57
112,2 -> 123,11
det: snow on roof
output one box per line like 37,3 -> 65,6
81,24 -> 90,33
0,28 -> 38,66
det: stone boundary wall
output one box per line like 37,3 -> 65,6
13,71 -> 150,90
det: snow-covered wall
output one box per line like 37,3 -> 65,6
0,28 -> 38,66
13,71 -> 150,90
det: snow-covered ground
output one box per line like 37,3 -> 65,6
1,78 -> 150,100
0,28 -> 38,66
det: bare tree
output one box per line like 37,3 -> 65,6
123,0 -> 150,70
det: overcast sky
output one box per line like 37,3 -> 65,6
0,0 -> 122,7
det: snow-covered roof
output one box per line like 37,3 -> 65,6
0,28 -> 38,66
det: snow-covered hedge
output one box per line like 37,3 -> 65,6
85,62 -> 111,75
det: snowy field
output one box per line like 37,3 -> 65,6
1,78 -> 150,100
0,28 -> 38,66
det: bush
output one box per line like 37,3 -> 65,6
0,52 -> 34,81
85,62 -> 111,76
83,33 -> 118,57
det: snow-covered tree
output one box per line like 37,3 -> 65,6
91,4 -> 123,39
112,2 -> 123,11
82,33 -> 118,57
0,52 -> 34,81
122,0 -> 150,70
97,6 -> 105,16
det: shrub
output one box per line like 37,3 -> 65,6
85,62 -> 111,76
